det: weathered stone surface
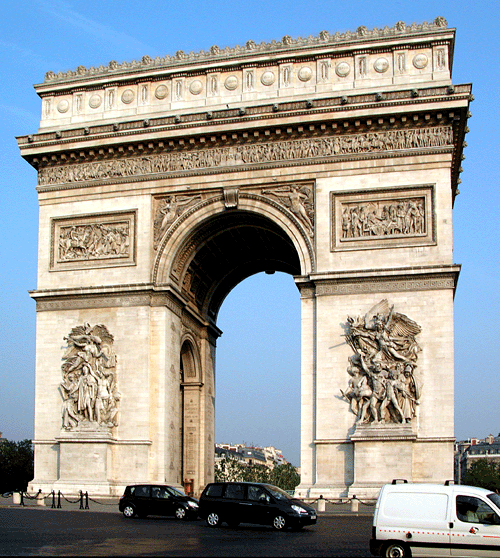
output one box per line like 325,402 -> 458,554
19,19 -> 471,498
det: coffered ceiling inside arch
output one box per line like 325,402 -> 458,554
178,211 -> 301,322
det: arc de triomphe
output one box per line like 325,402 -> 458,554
18,18 -> 471,498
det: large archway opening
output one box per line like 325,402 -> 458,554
169,207 -> 306,484
215,272 -> 301,466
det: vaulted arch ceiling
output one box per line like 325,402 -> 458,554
179,210 -> 301,322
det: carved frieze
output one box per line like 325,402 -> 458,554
51,211 -> 136,270
153,195 -> 202,249
262,184 -> 314,237
37,126 -> 453,187
60,323 -> 120,431
341,299 -> 422,425
331,185 -> 435,251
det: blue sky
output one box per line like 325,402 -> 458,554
0,0 -> 498,467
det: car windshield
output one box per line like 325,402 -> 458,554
167,486 -> 186,498
487,492 -> 500,510
263,484 -> 294,501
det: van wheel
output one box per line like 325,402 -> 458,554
175,506 -> 187,520
206,511 -> 221,527
384,542 -> 408,558
122,504 -> 136,518
272,515 -> 287,530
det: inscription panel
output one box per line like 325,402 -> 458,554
331,185 -> 435,251
50,210 -> 137,271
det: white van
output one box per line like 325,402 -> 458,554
370,480 -> 500,557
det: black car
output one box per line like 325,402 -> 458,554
119,484 -> 199,519
199,482 -> 317,530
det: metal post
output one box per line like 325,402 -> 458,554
57,491 -> 62,508
51,491 -> 56,508
317,495 -> 326,512
85,491 -> 89,510
350,495 -> 359,513
79,490 -> 83,510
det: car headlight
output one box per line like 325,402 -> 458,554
291,505 -> 307,514
187,501 -> 199,508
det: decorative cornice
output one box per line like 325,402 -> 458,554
30,283 -> 185,315
41,18 -> 449,85
19,84 -> 471,151
309,264 -> 461,296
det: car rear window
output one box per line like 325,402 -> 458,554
204,484 -> 224,497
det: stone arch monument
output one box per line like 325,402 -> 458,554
18,18 -> 472,497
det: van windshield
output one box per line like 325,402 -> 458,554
264,484 -> 294,501
487,493 -> 500,510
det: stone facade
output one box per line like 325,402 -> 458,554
18,18 -> 471,497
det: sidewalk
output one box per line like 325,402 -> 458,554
0,493 -> 374,515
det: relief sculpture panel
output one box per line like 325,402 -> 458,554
60,323 -> 120,431
331,185 -> 435,251
341,299 -> 421,425
38,126 -> 453,187
51,211 -> 136,270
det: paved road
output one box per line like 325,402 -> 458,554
0,507 -> 374,556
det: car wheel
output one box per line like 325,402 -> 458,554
175,506 -> 187,520
206,511 -> 221,527
122,504 -> 136,518
384,542 -> 408,558
272,514 -> 287,530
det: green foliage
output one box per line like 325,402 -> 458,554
0,439 -> 34,493
462,459 -> 500,492
214,453 -> 300,492
269,462 -> 301,492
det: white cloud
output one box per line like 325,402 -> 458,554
34,0 -> 152,56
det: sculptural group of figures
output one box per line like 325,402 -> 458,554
341,198 -> 425,240
38,126 -> 453,186
341,300 -> 422,424
60,323 -> 120,430
59,223 -> 130,262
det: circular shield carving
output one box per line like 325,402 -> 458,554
57,99 -> 69,113
121,89 -> 135,104
224,75 -> 239,91
335,62 -> 351,77
413,53 -> 429,69
374,57 -> 389,73
261,71 -> 275,86
155,85 -> 169,100
298,66 -> 313,82
89,94 -> 102,109
189,80 -> 203,95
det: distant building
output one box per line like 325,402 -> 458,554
455,434 -> 500,483
215,443 -> 288,469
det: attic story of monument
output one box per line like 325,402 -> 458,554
18,17 -> 471,497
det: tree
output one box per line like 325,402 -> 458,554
0,439 -> 34,493
214,453 -> 249,482
462,459 -> 500,492
269,463 -> 301,492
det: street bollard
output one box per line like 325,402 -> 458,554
57,491 -> 62,509
36,489 -> 45,506
317,495 -> 326,512
12,492 -> 21,505
350,495 -> 359,513
51,491 -> 56,508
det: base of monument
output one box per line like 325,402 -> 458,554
27,480 -> 128,498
